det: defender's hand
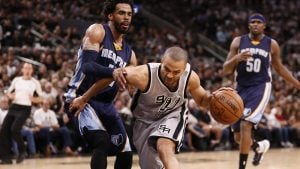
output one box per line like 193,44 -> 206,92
69,96 -> 87,117
113,68 -> 127,91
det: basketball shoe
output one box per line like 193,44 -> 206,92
252,140 -> 270,166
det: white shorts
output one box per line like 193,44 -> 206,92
133,110 -> 188,169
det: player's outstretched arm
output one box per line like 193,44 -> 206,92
187,71 -> 212,108
123,64 -> 149,92
69,64 -> 149,116
271,39 -> 300,89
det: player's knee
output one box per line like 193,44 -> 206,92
234,133 -> 241,144
156,138 -> 176,157
91,148 -> 107,169
241,120 -> 253,131
88,132 -> 109,167
84,129 -> 110,150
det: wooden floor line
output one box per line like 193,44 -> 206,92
0,148 -> 299,169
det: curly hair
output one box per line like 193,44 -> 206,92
103,0 -> 134,21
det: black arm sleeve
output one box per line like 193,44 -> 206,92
81,50 -> 114,78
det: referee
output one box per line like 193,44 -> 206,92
0,62 -> 43,164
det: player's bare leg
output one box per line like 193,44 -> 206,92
235,120 -> 270,169
240,121 -> 253,169
234,120 -> 253,169
240,121 -> 253,154
157,138 -> 180,169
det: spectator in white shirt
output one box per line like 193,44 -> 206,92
33,99 -> 76,156
0,63 -> 42,164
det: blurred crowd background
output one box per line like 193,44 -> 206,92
0,0 -> 299,158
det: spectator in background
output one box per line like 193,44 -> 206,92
0,96 -> 9,129
255,105 -> 272,147
184,112 -> 206,151
270,104 -> 293,147
289,99 -> 300,146
0,63 -> 43,164
33,99 -> 76,156
189,100 -> 222,149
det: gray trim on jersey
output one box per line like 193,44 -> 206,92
130,89 -> 141,112
64,49 -> 86,103
184,65 -> 192,98
78,103 -> 106,135
143,63 -> 152,93
244,82 -> 272,123
173,104 -> 187,140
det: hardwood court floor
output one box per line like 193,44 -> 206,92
1,148 -> 299,169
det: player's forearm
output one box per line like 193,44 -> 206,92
199,92 -> 212,108
81,50 -> 114,78
6,92 -> 15,100
276,66 -> 300,89
223,56 -> 239,75
82,62 -> 114,78
81,78 -> 114,102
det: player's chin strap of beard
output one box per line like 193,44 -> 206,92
248,13 -> 266,24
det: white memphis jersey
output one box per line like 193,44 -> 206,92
131,63 -> 191,123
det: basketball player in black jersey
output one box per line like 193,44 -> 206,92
223,13 -> 300,169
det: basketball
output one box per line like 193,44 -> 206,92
209,88 -> 244,125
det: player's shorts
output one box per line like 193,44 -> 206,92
64,100 -> 131,153
133,109 -> 188,169
232,82 -> 271,132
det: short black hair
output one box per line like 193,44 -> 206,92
163,46 -> 188,63
103,0 -> 134,21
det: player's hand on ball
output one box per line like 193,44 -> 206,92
212,87 -> 235,95
69,96 -> 88,117
210,87 -> 243,124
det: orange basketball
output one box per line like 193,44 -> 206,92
209,88 -> 244,125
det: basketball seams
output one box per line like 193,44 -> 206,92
222,91 -> 244,112
213,95 -> 240,119
209,90 -> 243,124
210,97 -> 230,124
